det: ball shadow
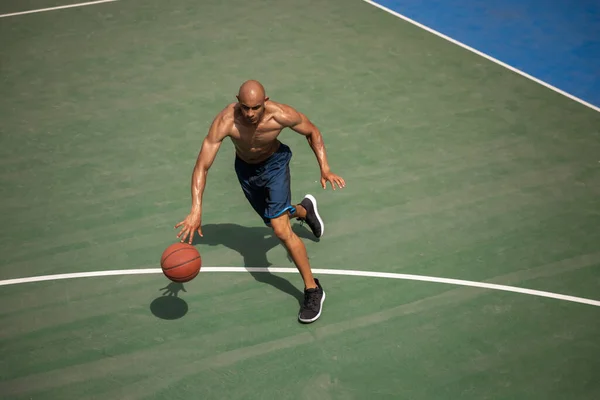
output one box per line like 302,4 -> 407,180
150,282 -> 189,320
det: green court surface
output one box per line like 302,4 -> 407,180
1,0 -> 599,398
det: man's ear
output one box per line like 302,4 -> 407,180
264,96 -> 270,102
236,95 -> 240,101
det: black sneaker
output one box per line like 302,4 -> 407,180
299,194 -> 324,238
298,278 -> 326,323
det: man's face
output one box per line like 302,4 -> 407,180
237,96 -> 265,125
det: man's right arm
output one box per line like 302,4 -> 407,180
190,116 -> 227,215
176,111 -> 229,242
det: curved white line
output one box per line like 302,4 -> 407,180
0,0 -> 118,18
1,267 -> 599,307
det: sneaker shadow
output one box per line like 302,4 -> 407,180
192,222 -> 319,306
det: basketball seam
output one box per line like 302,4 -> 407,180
162,255 -> 201,271
169,269 -> 200,282
162,247 -> 195,264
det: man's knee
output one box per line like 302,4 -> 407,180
269,214 -> 293,241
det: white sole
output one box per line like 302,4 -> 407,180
304,194 -> 324,237
298,291 -> 326,323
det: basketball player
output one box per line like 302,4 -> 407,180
175,80 -> 345,323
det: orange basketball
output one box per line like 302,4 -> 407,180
160,242 -> 202,282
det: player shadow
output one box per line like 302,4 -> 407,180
150,281 -> 189,320
193,222 -> 319,306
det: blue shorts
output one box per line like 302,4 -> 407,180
234,143 -> 296,225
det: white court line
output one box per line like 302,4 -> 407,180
1,267 -> 599,307
0,0 -> 118,18
362,0 -> 600,114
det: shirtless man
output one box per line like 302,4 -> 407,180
175,80 -> 345,323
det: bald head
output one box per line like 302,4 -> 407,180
236,80 -> 269,125
237,80 -> 266,105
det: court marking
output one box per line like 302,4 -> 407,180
1,267 -> 599,307
362,0 -> 600,114
0,0 -> 118,18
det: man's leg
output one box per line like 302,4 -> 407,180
269,212 -> 316,289
270,212 -> 325,323
261,143 -> 326,322
234,156 -> 268,219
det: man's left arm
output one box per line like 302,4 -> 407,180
276,105 -> 345,190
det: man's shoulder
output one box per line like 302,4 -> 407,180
207,103 -> 236,138
218,102 -> 237,119
216,103 -> 237,125
266,101 -> 301,125
266,100 -> 292,113
267,100 -> 302,127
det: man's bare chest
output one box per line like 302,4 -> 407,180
231,121 -> 283,146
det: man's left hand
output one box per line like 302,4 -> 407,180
321,171 -> 345,190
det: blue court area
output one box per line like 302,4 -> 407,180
370,0 -> 600,110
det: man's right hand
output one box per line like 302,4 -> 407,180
174,212 -> 203,244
